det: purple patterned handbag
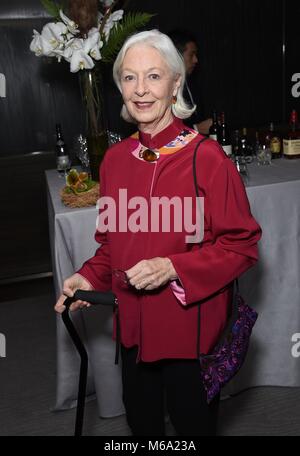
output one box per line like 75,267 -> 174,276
193,138 -> 258,403
199,283 -> 258,403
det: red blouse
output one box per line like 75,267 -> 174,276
77,117 -> 262,362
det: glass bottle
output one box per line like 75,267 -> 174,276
218,112 -> 232,157
268,122 -> 282,159
209,110 -> 219,141
56,124 -> 71,176
232,130 -> 240,157
240,127 -> 249,157
283,110 -> 300,159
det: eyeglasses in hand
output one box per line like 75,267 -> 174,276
113,269 -> 130,285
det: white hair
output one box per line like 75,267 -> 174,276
113,29 -> 196,123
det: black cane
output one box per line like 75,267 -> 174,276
61,289 -> 116,437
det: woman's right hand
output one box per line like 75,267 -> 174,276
54,273 -> 93,314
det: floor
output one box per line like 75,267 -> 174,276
0,277 -> 299,436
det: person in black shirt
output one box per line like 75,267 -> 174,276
168,30 -> 212,135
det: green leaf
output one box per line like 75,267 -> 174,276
40,0 -> 62,19
101,12 -> 154,64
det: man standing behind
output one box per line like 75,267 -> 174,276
168,29 -> 212,135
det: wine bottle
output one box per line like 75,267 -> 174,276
232,130 -> 240,157
240,127 -> 249,157
209,110 -> 219,141
55,124 -> 70,175
268,122 -> 282,159
218,112 -> 232,157
283,110 -> 300,159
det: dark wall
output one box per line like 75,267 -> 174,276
0,2 -> 79,280
0,20 -> 84,156
0,0 -> 50,20
128,0 -> 284,129
0,0 -> 299,155
0,2 -> 84,157
0,151 -> 56,281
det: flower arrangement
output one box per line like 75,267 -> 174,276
30,0 -> 152,180
30,1 -> 152,73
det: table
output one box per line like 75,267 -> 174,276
46,170 -> 124,417
46,157 -> 300,416
223,158 -> 300,395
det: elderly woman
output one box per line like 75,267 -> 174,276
55,30 -> 261,436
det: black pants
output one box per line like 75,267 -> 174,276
121,345 -> 220,436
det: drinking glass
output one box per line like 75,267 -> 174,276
256,145 -> 272,166
57,155 -> 71,180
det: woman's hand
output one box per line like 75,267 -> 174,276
125,257 -> 178,291
54,273 -> 93,314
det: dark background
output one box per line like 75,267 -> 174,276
1,0 -> 300,155
0,0 -> 299,281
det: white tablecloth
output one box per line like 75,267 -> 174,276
46,172 -> 124,417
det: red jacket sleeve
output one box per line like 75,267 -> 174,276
76,155 -> 112,291
168,158 -> 262,305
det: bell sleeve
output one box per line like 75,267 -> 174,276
76,155 -> 112,291
168,158 -> 262,306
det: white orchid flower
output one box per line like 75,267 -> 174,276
69,38 -> 84,51
103,9 -> 124,41
30,23 -> 67,57
30,5 -> 128,71
70,49 -> 95,72
30,31 -> 57,57
85,28 -> 103,61
66,31 -> 75,41
30,30 -> 44,56
64,38 -> 95,72
40,22 -> 68,53
59,9 -> 79,35
63,29 -> 103,68
87,27 -> 101,45
57,44 -> 72,62
62,37 -> 84,62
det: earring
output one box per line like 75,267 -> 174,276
172,95 -> 177,104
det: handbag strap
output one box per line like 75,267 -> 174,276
192,138 -> 239,357
192,137 -> 208,358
